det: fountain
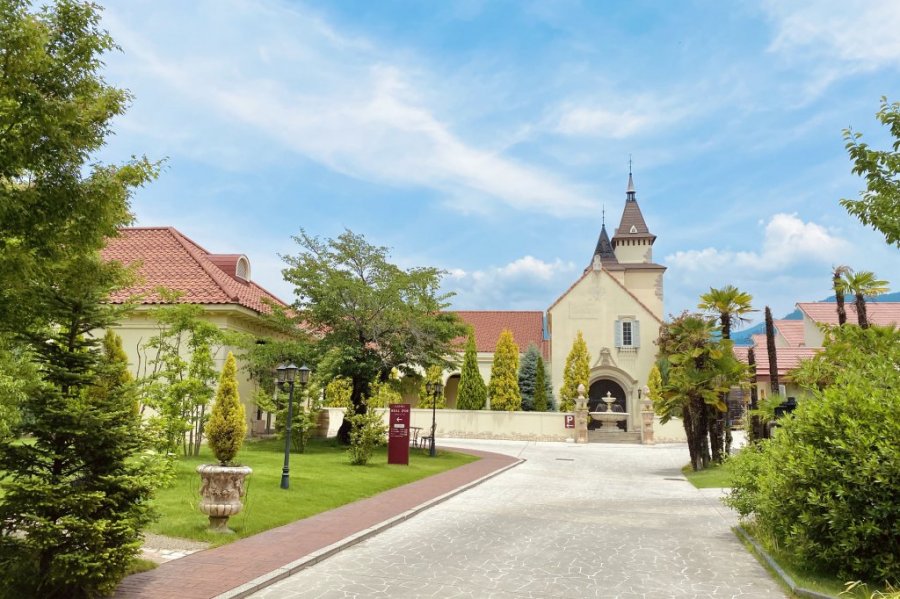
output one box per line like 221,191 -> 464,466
589,391 -> 628,432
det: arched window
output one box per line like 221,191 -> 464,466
236,256 -> 251,281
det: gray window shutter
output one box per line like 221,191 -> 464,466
614,320 -> 622,347
632,320 -> 640,347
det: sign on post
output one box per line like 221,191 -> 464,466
388,404 -> 411,465
564,414 -> 575,429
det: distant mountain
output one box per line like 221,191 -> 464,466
730,292 -> 900,346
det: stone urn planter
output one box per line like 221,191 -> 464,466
197,464 -> 252,533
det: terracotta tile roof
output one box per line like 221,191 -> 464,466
751,334 -> 766,348
774,320 -> 805,347
734,346 -> 820,377
453,311 -> 545,353
797,302 -> 900,327
101,227 -> 288,314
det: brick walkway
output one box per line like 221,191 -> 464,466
114,448 -> 521,599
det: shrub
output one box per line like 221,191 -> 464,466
559,332 -> 590,412
726,340 -> 900,582
205,352 -> 247,465
324,376 -> 353,409
456,332 -> 487,410
417,365 -> 446,409
346,410 -> 387,465
488,330 -> 521,411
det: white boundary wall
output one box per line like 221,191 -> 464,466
323,407 -> 687,444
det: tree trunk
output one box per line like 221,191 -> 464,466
765,306 -> 779,394
337,375 -> 370,445
856,294 -> 869,328
707,404 -> 722,464
747,348 -> 763,441
682,407 -> 697,471
718,312 -> 731,459
834,273 -> 847,325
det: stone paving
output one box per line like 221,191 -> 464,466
252,439 -> 784,599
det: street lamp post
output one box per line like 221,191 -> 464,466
276,363 -> 310,489
425,380 -> 443,457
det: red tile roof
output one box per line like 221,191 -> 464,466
453,311 -> 544,353
774,320 -> 805,347
734,346 -> 820,377
101,227 -> 288,314
797,302 -> 900,327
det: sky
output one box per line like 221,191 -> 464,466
96,0 -> 900,328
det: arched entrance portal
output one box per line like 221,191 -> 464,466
588,379 -> 627,430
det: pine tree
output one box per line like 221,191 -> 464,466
456,332 -> 487,410
518,344 -> 542,410
417,365 -> 446,409
206,352 -> 247,465
488,330 -> 521,411
533,356 -> 549,412
559,331 -> 590,412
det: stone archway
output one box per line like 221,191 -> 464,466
443,374 -> 460,409
588,378 -> 627,430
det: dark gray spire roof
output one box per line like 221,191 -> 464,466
593,223 -> 618,263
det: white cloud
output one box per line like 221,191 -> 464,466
102,2 -> 596,217
555,106 -> 654,138
762,1 -> 900,70
665,213 -> 848,273
444,256 -> 577,309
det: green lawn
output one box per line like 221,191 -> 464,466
681,461 -> 734,488
150,438 -> 477,545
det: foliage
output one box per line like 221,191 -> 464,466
456,332 -> 487,410
791,324 -> 900,392
726,348 -> 900,582
205,353 -> 247,465
417,365 -> 446,409
656,312 -> 746,471
559,331 -> 590,412
841,270 -> 890,329
841,97 -> 900,247
748,393 -> 783,426
0,334 -> 36,439
346,410 -> 387,466
281,229 -> 466,442
833,265 -> 852,325
647,365 -> 662,406
487,330 -> 521,411
136,294 -> 223,457
369,374 -> 403,408
533,356 -> 549,412
697,284 -> 755,339
0,258 -> 163,599
517,344 -> 551,411
324,376 -> 353,409
0,2 -> 162,595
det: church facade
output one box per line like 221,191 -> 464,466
448,174 -> 665,433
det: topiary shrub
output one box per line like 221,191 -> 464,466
726,337 -> 900,582
205,352 -> 246,465
346,410 -> 387,465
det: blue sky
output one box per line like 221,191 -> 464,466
98,0 -> 899,327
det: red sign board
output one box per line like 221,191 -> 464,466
388,404 -> 411,465
564,414 -> 575,429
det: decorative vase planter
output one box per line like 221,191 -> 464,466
197,464 -> 252,533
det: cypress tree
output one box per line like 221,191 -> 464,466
488,330 -> 521,411
206,352 -> 247,465
456,332 -> 487,410
533,356 -> 549,412
518,344 -> 542,410
647,364 -> 663,408
559,331 -> 590,412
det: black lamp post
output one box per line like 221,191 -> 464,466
276,363 -> 310,489
425,379 -> 443,457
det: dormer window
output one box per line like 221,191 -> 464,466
236,256 -> 250,281
629,225 -> 638,234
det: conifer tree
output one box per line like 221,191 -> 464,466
647,364 -> 663,407
559,331 -> 590,412
533,356 -> 549,411
518,344 -> 542,410
417,365 -> 446,409
206,352 -> 247,465
488,330 -> 521,411
456,332 -> 487,410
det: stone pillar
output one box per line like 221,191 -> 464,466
574,383 -> 589,444
640,385 -> 655,445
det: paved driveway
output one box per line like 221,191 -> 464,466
251,440 -> 784,598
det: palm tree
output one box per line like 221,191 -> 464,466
698,285 -> 755,459
842,270 -> 890,328
764,306 -> 779,394
832,265 -> 852,325
698,285 -> 756,340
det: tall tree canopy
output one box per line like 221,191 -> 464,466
841,269 -> 890,329
698,285 -> 755,340
841,97 -> 900,247
281,229 -> 465,441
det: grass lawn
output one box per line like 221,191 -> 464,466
150,438 -> 477,545
737,523 -> 894,598
681,461 -> 734,488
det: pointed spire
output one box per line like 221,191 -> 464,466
593,220 -> 618,264
626,157 -> 636,201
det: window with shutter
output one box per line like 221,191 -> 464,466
614,320 -> 622,347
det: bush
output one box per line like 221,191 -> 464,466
726,349 -> 900,582
488,330 -> 521,411
205,352 -> 247,465
346,410 -> 387,465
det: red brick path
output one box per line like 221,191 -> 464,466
114,448 -> 520,599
